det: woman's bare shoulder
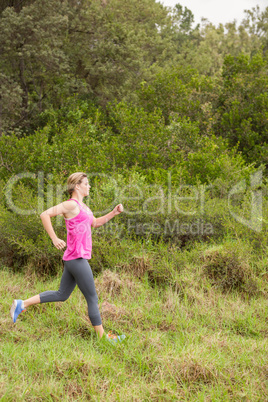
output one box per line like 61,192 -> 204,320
62,200 -> 78,211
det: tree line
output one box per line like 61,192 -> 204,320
0,0 -> 267,165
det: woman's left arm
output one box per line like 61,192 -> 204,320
92,204 -> 123,228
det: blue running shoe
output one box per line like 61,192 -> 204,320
10,300 -> 26,323
106,332 -> 126,345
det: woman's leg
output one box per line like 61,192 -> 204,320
11,265 -> 76,322
12,259 -> 121,340
64,259 -> 104,337
38,265 -> 76,303
24,264 -> 76,308
93,324 -> 105,338
23,294 -> 40,308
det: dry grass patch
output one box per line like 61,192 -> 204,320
95,269 -> 138,298
125,254 -> 152,278
55,359 -> 93,378
179,359 -> 217,385
95,270 -> 123,297
164,355 -> 218,390
123,253 -> 174,285
99,301 -> 128,322
64,382 -> 84,399
201,244 -> 259,296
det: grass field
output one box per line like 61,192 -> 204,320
1,242 -> 268,401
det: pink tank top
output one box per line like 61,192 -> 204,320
62,199 -> 94,261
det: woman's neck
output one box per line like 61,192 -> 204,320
70,193 -> 84,204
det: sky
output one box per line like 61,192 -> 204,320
159,0 -> 267,26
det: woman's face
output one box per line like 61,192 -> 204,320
77,177 -> 91,196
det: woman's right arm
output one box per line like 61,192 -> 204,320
40,201 -> 75,250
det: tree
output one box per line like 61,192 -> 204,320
215,52 -> 268,164
65,0 -> 174,107
242,5 -> 268,54
174,6 -> 267,76
0,0 -> 35,15
0,0 -> 73,134
0,0 -> 176,133
136,65 -> 215,127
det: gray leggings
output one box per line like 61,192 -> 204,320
39,258 -> 102,326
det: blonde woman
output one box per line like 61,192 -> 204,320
10,172 -> 125,343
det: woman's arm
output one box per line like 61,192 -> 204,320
40,201 -> 77,250
92,204 -> 123,228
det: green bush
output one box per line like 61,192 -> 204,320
0,181 -> 64,274
0,160 -> 265,275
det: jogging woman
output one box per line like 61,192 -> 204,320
10,172 -> 125,343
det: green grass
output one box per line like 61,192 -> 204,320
1,245 -> 268,401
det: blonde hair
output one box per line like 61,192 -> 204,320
67,172 -> 87,196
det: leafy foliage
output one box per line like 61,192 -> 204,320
0,1 -> 268,274
216,53 -> 268,163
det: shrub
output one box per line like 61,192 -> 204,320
0,181 -> 64,275
201,242 -> 259,296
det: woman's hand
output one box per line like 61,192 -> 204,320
113,204 -> 124,216
52,237 -> 66,250
92,204 -> 124,228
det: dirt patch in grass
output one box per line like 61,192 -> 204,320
257,364 -> 268,381
159,321 -> 177,332
65,383 -> 84,399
